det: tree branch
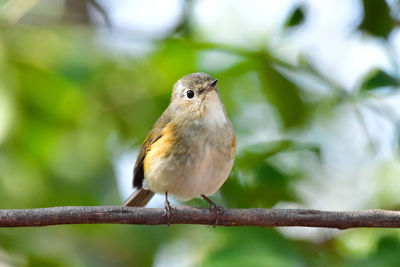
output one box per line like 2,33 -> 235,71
1,206 -> 400,229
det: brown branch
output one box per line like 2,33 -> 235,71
1,206 -> 400,229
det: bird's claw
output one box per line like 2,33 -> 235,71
209,202 -> 224,228
201,194 -> 224,228
164,198 -> 175,227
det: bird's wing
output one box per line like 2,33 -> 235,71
133,109 -> 172,188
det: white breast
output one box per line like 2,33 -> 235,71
202,92 -> 227,127
190,143 -> 234,197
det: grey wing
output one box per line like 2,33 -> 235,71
132,133 -> 161,188
132,110 -> 171,189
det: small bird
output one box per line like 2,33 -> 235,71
124,72 -> 236,225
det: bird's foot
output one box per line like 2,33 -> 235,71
164,192 -> 175,227
201,195 -> 224,228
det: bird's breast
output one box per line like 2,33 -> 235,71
144,120 -> 235,201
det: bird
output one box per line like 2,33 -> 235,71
123,72 -> 236,225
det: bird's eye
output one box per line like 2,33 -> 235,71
186,90 -> 195,99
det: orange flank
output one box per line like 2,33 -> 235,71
231,133 -> 236,160
143,123 -> 175,174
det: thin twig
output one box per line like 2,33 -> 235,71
1,206 -> 400,229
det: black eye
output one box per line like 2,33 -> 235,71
186,90 -> 195,99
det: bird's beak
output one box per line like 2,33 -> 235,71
206,79 -> 218,92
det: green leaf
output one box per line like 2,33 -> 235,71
285,6 -> 305,27
359,0 -> 394,38
360,68 -> 399,92
258,62 -> 307,129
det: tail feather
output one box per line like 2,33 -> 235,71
123,188 -> 155,207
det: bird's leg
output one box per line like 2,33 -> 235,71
201,194 -> 224,227
164,192 -> 175,227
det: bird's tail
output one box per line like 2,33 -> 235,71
123,188 -> 155,207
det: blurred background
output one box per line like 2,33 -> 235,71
0,0 -> 400,266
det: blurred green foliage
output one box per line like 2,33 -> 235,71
360,68 -> 400,92
0,0 -> 399,266
285,5 -> 305,28
359,0 -> 394,38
